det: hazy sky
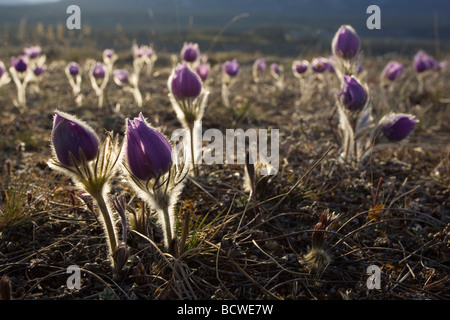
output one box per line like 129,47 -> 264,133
0,0 -> 61,4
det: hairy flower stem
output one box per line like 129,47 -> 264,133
188,122 -> 198,177
91,190 -> 118,258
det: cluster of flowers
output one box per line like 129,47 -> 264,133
0,46 -> 47,107
322,25 -> 425,166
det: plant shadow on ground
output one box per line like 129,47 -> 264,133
0,50 -> 449,300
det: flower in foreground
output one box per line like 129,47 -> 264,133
49,111 -> 123,271
332,25 -> 360,60
123,113 -> 187,252
381,113 -> 419,142
169,63 -> 202,100
125,113 -> 173,181
51,112 -> 100,166
338,75 -> 367,112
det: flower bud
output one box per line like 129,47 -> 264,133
103,49 -> 115,59
113,69 -> 129,85
51,111 -> 100,167
92,63 -> 106,79
332,25 -> 360,60
292,60 -> 309,75
12,56 -> 28,73
125,113 -> 173,181
381,113 -> 418,142
413,50 -> 438,73
33,65 -> 45,76
254,58 -> 267,74
382,61 -> 403,81
270,63 -> 281,75
181,42 -> 199,63
338,75 -> 367,111
196,63 -> 210,81
311,57 -> 328,73
169,63 -> 202,100
24,45 -> 42,59
68,62 -> 80,76
223,59 -> 240,77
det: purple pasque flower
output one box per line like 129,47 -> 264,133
196,63 -> 210,81
169,63 -> 202,99
223,59 -> 240,77
125,113 -> 173,181
181,42 -> 200,63
103,49 -> 115,59
92,62 -> 106,79
292,60 -> 309,75
382,61 -> 403,81
12,56 -> 28,73
381,113 -> 418,142
68,62 -> 81,76
413,50 -> 438,73
332,25 -> 360,60
0,61 -> 5,78
113,69 -> 129,84
254,58 -> 267,74
51,111 -> 100,167
338,75 -> 367,111
311,57 -> 329,73
270,63 -> 281,75
24,45 -> 42,59
33,65 -> 45,76
132,44 -> 145,58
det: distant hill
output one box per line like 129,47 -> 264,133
0,0 -> 449,55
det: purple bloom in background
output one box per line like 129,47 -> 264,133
196,63 -> 210,81
103,49 -> 115,58
92,63 -> 106,79
332,25 -> 360,60
223,59 -> 240,77
170,64 -> 202,99
51,112 -> 100,167
382,61 -> 403,81
24,45 -> 42,59
0,62 -> 5,78
68,62 -> 81,76
339,75 -> 367,111
292,60 -> 309,75
382,114 -> 418,142
255,58 -> 267,74
181,43 -> 199,63
413,51 -> 438,73
356,63 -> 364,75
113,69 -> 129,84
126,113 -> 173,181
132,44 -> 145,58
311,57 -> 328,73
12,56 -> 28,73
270,63 -> 281,75
33,65 -> 45,76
